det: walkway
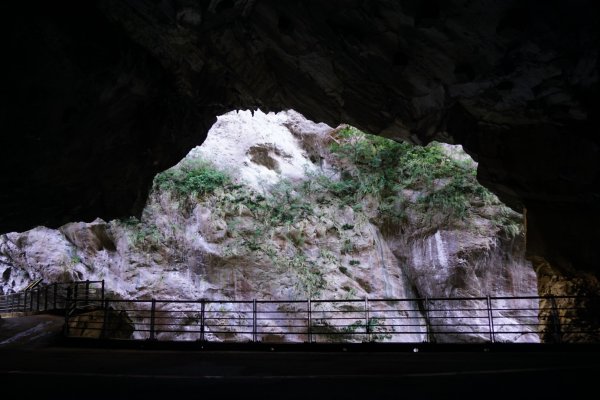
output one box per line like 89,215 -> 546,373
1,344 -> 598,399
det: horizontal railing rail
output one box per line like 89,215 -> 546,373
3,280 -> 598,344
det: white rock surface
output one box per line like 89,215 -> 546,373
188,109 -> 329,190
1,110 -> 538,343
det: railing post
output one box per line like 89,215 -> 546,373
149,299 -> 156,340
486,295 -> 495,343
365,296 -> 371,342
549,295 -> 562,343
53,283 -> 58,310
101,299 -> 109,339
101,280 -> 105,303
36,288 -> 40,311
424,297 -> 430,343
74,283 -> 79,310
64,287 -> 72,337
85,280 -> 90,307
252,299 -> 257,343
44,285 -> 49,311
200,299 -> 205,342
307,299 -> 312,343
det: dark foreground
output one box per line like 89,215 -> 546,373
1,340 -> 599,400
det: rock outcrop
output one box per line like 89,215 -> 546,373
67,309 -> 135,340
1,111 -> 538,342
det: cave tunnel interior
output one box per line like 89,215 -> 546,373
1,0 -> 599,297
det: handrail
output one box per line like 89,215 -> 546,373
2,280 -> 598,344
63,293 -> 600,344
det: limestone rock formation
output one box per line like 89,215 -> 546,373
1,111 -> 537,342
2,2 -> 599,290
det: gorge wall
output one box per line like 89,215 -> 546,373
1,110 -> 538,342
1,1 -> 599,292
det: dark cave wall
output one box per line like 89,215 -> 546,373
0,1 -> 214,231
1,0 -> 599,283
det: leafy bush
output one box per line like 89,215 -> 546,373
122,218 -> 164,251
492,205 -> 524,238
329,126 -> 500,225
268,180 -> 313,224
154,159 -> 230,197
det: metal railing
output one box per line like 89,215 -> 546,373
3,280 -> 598,343
63,294 -> 600,344
0,280 -> 105,314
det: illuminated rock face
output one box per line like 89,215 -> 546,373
1,1 -> 598,291
1,111 -> 537,342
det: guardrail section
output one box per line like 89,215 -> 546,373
62,294 -> 600,343
0,281 -> 104,314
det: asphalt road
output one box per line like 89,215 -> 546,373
1,345 -> 599,400
1,316 -> 598,399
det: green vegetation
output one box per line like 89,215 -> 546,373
120,216 -> 164,251
154,159 -> 230,197
327,126 -> 499,225
70,253 -> 82,265
312,317 -> 393,342
492,204 -> 523,238
172,178 -> 329,297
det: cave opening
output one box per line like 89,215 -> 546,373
1,0 -> 599,345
